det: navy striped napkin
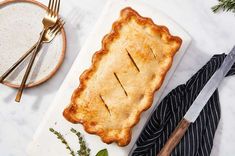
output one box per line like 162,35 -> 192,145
132,54 -> 235,156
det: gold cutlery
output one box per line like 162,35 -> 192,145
15,0 -> 60,102
0,19 -> 65,84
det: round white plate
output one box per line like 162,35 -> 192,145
0,0 -> 66,88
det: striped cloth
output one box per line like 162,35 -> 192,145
132,54 -> 235,156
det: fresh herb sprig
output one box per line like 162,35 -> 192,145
70,128 -> 90,156
49,128 -> 76,156
212,0 -> 235,13
49,128 -> 108,156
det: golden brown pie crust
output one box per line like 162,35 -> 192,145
63,7 -> 182,146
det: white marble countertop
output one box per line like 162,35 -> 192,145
0,0 -> 235,155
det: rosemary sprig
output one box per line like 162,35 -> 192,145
212,0 -> 235,13
70,128 -> 90,156
49,128 -> 76,156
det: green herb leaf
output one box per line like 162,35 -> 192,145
96,149 -> 108,156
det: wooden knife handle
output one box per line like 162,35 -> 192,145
157,118 -> 190,156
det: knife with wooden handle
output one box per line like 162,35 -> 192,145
157,46 -> 235,156
157,119 -> 190,156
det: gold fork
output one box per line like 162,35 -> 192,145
15,0 -> 60,102
0,19 -> 65,84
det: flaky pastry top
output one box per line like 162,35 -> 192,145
63,7 -> 182,146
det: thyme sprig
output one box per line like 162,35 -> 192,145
49,128 -> 76,156
212,0 -> 235,13
50,128 -> 108,156
70,128 -> 90,156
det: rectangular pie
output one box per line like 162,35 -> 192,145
63,7 -> 182,146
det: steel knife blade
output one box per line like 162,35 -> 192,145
184,45 -> 235,122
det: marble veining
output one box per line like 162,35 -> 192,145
0,0 -> 235,155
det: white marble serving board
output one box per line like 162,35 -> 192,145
0,1 -> 64,87
27,0 -> 191,155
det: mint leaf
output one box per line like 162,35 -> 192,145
96,149 -> 108,156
